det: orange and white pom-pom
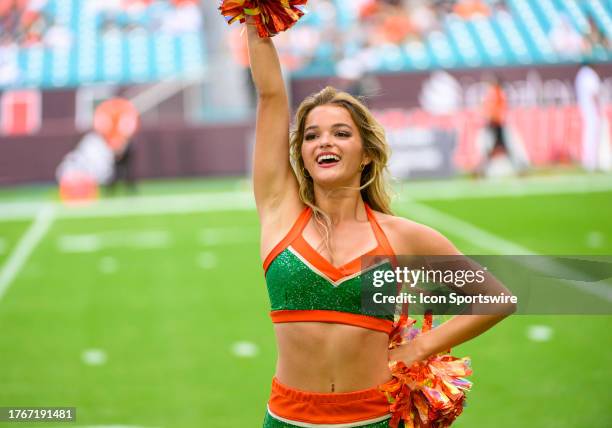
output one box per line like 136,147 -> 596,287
382,313 -> 473,428
219,0 -> 307,38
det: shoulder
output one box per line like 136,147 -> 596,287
372,211 -> 461,256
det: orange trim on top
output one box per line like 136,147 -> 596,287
270,310 -> 395,335
364,205 -> 407,317
292,236 -> 382,282
263,204 -> 399,281
290,236 -> 349,282
364,204 -> 397,261
268,376 -> 391,424
263,207 -> 312,272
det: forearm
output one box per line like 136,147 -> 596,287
413,313 -> 511,360
246,21 -> 287,99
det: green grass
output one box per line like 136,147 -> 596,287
0,177 -> 250,202
420,192 -> 612,255
0,177 -> 610,427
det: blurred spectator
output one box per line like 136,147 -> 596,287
379,5 -> 415,45
584,16 -> 611,54
94,0 -> 201,35
453,0 -> 490,20
575,62 -> 605,172
160,0 -> 201,34
0,0 -> 51,47
410,2 -> 438,35
0,35 -> 19,85
43,18 -> 72,49
549,15 -> 586,59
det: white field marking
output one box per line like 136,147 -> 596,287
396,200 -> 612,302
197,252 -> 218,269
93,230 -> 171,249
231,341 -> 259,358
0,238 -> 6,254
57,191 -> 255,219
81,348 -> 107,366
396,172 -> 612,200
0,206 -> 55,302
0,191 -> 255,221
1,173 -> 612,222
586,231 -> 605,249
57,234 -> 101,253
198,227 -> 259,246
57,230 -> 171,253
527,325 -> 554,342
0,201 -> 48,221
398,200 -> 531,255
99,256 -> 119,274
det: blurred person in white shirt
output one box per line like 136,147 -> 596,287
549,15 -> 585,60
0,36 -> 19,85
575,61 -> 606,172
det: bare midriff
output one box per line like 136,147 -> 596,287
273,322 -> 392,393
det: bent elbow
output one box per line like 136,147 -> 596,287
508,301 -> 518,315
502,299 -> 518,317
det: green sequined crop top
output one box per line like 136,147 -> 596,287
263,204 -> 398,334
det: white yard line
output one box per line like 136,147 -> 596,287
0,173 -> 611,221
0,205 -> 55,302
0,192 -> 255,221
57,191 -> 255,219
0,201 -> 49,221
397,173 -> 612,200
398,200 -> 532,254
396,200 -> 612,302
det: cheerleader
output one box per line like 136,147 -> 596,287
222,3 -> 516,426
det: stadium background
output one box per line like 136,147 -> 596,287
1,0 -> 611,427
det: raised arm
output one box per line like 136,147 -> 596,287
246,20 -> 300,219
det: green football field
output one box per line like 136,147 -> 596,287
0,173 -> 611,428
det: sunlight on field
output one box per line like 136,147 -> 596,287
0,176 -> 610,427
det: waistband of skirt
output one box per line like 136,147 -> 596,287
271,376 -> 389,404
268,377 -> 392,425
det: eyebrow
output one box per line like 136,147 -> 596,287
305,123 -> 353,132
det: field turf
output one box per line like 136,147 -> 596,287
0,174 -> 610,427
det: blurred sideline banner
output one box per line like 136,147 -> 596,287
375,106 -> 612,177
1,64 -> 612,184
0,90 -> 41,136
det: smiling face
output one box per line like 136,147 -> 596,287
301,104 -> 369,189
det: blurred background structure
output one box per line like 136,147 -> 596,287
0,0 -> 611,184
0,1 -> 611,427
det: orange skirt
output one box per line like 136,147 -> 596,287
266,377 -> 393,427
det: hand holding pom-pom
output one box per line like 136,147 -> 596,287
219,0 -> 308,38
382,313 -> 473,428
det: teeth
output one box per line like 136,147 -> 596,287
317,154 -> 340,163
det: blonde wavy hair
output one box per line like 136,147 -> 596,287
289,86 -> 394,258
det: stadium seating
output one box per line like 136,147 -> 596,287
292,0 -> 612,78
1,0 -> 610,88
2,0 -> 205,89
